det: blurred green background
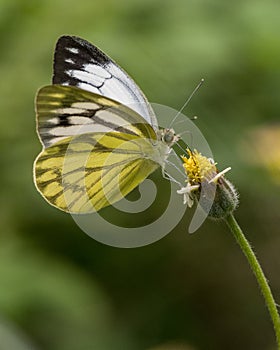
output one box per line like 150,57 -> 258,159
1,0 -> 280,349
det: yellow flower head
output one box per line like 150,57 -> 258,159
178,148 -> 238,219
182,149 -> 217,184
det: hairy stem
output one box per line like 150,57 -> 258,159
224,213 -> 280,349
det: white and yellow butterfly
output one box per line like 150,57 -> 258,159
34,36 -> 181,213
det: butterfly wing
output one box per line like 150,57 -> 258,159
34,132 -> 159,213
53,35 -> 157,129
34,85 -> 160,213
36,85 -> 156,148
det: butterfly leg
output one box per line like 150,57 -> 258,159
161,148 -> 187,187
161,168 -> 182,186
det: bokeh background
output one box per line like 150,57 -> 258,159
1,0 -> 280,349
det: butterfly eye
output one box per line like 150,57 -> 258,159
163,129 -> 176,145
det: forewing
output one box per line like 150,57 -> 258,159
36,85 -> 157,148
53,35 -> 157,128
34,132 -> 159,213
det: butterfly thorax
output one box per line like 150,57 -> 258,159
149,128 -> 179,167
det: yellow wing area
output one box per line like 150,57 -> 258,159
34,131 -> 159,213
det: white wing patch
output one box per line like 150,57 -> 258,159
65,58 -> 75,64
72,102 -> 100,109
68,116 -> 93,124
97,110 -> 131,127
67,69 -> 105,87
44,124 -> 113,137
83,63 -> 111,78
55,107 -> 87,115
46,117 -> 60,125
77,82 -> 100,94
66,47 -> 79,54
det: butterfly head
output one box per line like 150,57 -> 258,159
158,128 -> 180,147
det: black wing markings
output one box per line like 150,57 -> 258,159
52,35 -> 157,127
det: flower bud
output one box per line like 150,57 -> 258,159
199,176 -> 239,220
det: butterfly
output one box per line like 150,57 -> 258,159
34,35 -> 181,213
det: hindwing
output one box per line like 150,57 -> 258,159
34,132 -> 159,213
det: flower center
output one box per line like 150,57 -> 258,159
182,149 -> 217,184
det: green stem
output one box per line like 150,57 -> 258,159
224,212 -> 280,349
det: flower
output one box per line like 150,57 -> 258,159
177,182 -> 200,207
177,149 -> 238,219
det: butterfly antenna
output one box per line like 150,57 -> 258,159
174,140 -> 188,155
169,78 -> 204,128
